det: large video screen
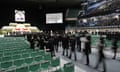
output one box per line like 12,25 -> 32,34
46,13 -> 63,24
15,10 -> 25,22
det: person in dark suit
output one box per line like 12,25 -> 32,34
36,36 -> 40,48
47,36 -> 55,57
54,35 -> 59,52
44,35 -> 49,51
30,35 -> 35,49
111,38 -> 118,59
87,34 -> 91,54
39,36 -> 45,50
62,34 -> 69,57
83,35 -> 90,65
76,34 -> 81,52
95,36 -> 106,72
69,35 -> 77,61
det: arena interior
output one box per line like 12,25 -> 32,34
0,0 -> 120,72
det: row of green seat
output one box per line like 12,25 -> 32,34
0,37 -> 61,72
0,52 -> 52,71
91,35 -> 120,47
0,46 -> 29,51
0,48 -> 34,54
6,58 -> 60,72
1,57 -> 60,72
0,50 -> 47,62
54,62 -> 74,72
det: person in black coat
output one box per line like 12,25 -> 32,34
62,34 -> 69,57
76,34 -> 81,52
39,36 -> 45,50
87,35 -> 91,54
54,35 -> 59,52
48,36 -> 55,57
69,35 -> 77,61
83,35 -> 90,65
111,38 -> 118,59
95,36 -> 106,72
30,35 -> 35,49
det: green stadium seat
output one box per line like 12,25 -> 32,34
1,61 -> 13,69
16,66 -> 29,72
22,53 -> 29,58
0,53 -> 3,57
44,53 -> 51,61
30,52 -> 39,57
0,57 -> 1,62
38,50 -> 45,55
40,61 -> 51,71
29,63 -> 40,72
54,68 -> 63,72
24,57 -> 33,64
12,51 -> 19,55
51,58 -> 60,68
14,59 -> 24,67
4,52 -> 12,56
0,51 -> 3,53
1,56 -> 12,62
12,55 -> 21,60
63,62 -> 74,72
6,69 -> 15,72
34,55 -> 43,62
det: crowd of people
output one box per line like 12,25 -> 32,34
26,31 -> 120,72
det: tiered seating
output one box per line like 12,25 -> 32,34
54,62 -> 74,72
66,9 -> 80,18
0,37 -> 75,72
91,35 -> 120,48
0,37 -> 62,72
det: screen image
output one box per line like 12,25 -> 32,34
15,10 -> 25,22
46,13 -> 63,24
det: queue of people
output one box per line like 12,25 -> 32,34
25,31 -> 120,72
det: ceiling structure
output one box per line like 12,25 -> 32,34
1,0 -> 84,8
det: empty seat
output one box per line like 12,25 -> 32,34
4,52 -> 12,56
6,69 -> 15,72
64,62 -> 74,72
14,59 -> 24,67
12,51 -> 19,55
30,52 -> 39,57
44,53 -> 51,61
51,58 -> 60,68
38,50 -> 45,55
16,66 -> 29,72
1,61 -> 13,69
1,56 -> 12,62
24,57 -> 33,64
0,53 -> 3,57
40,61 -> 51,71
12,55 -> 21,60
29,63 -> 40,72
34,55 -> 43,62
22,53 -> 29,58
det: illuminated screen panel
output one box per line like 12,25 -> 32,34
15,10 -> 25,22
46,13 -> 63,24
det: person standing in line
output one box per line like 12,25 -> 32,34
54,35 -> 59,52
87,34 -> 91,54
62,34 -> 69,57
48,36 -> 55,57
69,35 -> 77,61
39,36 -> 45,50
30,35 -> 35,49
95,36 -> 106,72
76,33 -> 81,52
83,35 -> 90,65
111,38 -> 118,59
